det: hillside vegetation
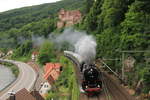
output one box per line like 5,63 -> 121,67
0,0 -> 85,32
0,0 -> 150,99
0,0 -> 85,48
78,0 -> 150,95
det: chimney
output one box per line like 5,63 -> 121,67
8,91 -> 15,100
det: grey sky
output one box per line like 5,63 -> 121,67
0,0 -> 61,12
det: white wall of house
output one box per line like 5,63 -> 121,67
0,53 -> 5,57
39,82 -> 51,95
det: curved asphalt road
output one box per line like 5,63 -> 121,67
0,59 -> 37,100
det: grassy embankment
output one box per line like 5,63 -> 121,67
12,55 -> 31,62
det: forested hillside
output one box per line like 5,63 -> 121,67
0,0 -> 85,48
0,0 -> 85,32
78,0 -> 150,95
0,0 -> 150,99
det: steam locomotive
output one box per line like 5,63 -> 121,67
63,51 -> 102,95
81,63 -> 102,95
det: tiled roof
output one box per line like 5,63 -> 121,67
32,51 -> 39,55
44,63 -> 61,72
43,63 -> 62,80
7,88 -> 36,100
30,90 -> 44,100
44,63 -> 53,73
54,63 -> 62,69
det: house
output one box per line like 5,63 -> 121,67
0,51 -> 5,58
39,82 -> 51,96
124,56 -> 135,72
6,88 -> 44,100
44,63 -> 62,84
31,51 -> 39,61
30,90 -> 45,100
57,9 -> 82,28
6,50 -> 13,56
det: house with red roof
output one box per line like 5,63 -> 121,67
44,63 -> 62,84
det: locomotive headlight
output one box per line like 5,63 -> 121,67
86,86 -> 88,88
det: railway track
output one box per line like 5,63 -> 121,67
101,61 -> 135,100
103,73 -> 135,100
80,92 -> 108,100
64,51 -> 106,100
79,72 -> 112,100
79,72 -> 135,100
64,51 -> 135,100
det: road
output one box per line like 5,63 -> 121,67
27,61 -> 45,91
0,59 -> 37,100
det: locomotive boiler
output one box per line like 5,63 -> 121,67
81,63 -> 102,95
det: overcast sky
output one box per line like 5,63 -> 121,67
0,0 -> 61,12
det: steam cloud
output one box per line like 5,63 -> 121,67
31,28 -> 97,64
52,28 -> 97,64
75,35 -> 97,64
32,35 -> 46,47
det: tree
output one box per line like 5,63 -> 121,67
38,41 -> 55,65
121,0 -> 150,35
12,40 -> 33,58
85,0 -> 94,13
84,0 -> 103,32
120,0 -> 150,51
97,0 -> 128,32
143,69 -> 150,93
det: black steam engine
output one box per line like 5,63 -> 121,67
81,63 -> 102,95
63,51 -> 102,95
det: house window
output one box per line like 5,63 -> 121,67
60,66 -> 63,71
40,91 -> 42,94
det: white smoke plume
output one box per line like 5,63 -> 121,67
52,28 -> 97,64
50,28 -> 87,45
32,35 -> 46,47
30,28 -> 97,64
75,35 -> 97,64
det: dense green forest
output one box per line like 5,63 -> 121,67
0,0 -> 85,32
0,0 -> 85,99
0,0 -> 86,48
79,0 -> 150,95
0,0 -> 150,99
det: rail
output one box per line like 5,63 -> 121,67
100,61 -> 126,84
64,51 -> 111,100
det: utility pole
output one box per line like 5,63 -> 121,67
122,52 -> 125,80
117,50 -> 150,80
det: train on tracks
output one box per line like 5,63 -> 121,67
63,51 -> 102,95
81,63 -> 102,95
